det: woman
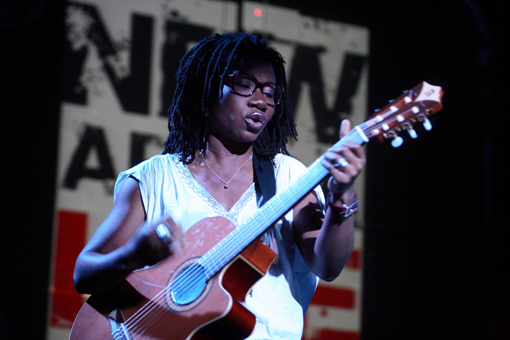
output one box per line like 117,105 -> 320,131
73,33 -> 365,339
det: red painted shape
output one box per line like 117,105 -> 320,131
303,315 -> 360,340
310,285 -> 355,309
316,329 -> 359,340
345,249 -> 361,269
50,210 -> 87,328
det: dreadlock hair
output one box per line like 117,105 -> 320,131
162,32 -> 297,165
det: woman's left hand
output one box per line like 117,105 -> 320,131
321,119 -> 366,200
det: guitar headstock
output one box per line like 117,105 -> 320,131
362,81 -> 443,146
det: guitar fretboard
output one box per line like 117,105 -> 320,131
199,127 -> 367,278
198,80 -> 444,278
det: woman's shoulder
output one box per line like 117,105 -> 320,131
273,153 -> 310,185
118,154 -> 180,185
274,153 -> 307,171
114,154 -> 180,200
130,154 -> 179,172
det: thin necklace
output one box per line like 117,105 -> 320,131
200,151 -> 253,189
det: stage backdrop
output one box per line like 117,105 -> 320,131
47,1 -> 369,339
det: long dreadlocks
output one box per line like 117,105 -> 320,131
162,33 -> 297,165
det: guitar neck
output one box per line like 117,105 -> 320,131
199,81 -> 444,279
200,128 -> 367,278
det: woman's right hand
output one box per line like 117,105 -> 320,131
127,215 -> 185,269
74,177 -> 184,295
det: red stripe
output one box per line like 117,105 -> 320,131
310,285 -> 355,309
315,329 -> 359,340
50,210 -> 87,328
303,316 -> 360,340
345,249 -> 361,269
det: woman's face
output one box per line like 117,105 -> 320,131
207,59 -> 276,147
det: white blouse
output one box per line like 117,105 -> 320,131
114,153 -> 324,339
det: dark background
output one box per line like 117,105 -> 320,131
1,1 -> 508,339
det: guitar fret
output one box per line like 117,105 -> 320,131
270,194 -> 284,212
257,206 -> 273,225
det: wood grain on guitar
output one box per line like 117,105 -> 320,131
70,81 -> 443,340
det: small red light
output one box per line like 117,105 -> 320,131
254,9 -> 262,17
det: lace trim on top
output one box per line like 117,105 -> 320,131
172,156 -> 256,226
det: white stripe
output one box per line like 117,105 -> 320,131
355,126 -> 369,143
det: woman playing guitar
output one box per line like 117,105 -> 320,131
72,33 -> 365,340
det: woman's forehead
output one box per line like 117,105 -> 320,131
232,59 -> 276,81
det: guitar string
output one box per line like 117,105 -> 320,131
123,201 -> 281,334
358,89 -> 437,139
129,299 -> 162,338
125,134 -> 359,332
124,187 -> 317,335
360,102 -> 426,138
122,128 -> 366,335
121,101 -> 424,334
124,224 -> 256,333
129,142 -> 420,334
123,148 -> 355,335
127,169 -> 344,335
125,127 -> 378,334
122,173 -> 317,333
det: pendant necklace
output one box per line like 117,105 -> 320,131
200,151 -> 253,189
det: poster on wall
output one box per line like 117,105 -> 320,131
48,1 -> 368,339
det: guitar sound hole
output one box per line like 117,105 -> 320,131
170,263 -> 206,306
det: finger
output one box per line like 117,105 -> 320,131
327,176 -> 352,194
323,151 -> 362,186
325,144 -> 355,167
340,119 -> 351,139
327,142 -> 364,169
342,142 -> 365,168
324,146 -> 353,171
345,141 -> 365,160
321,156 -> 351,181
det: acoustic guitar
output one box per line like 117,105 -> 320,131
70,81 -> 444,340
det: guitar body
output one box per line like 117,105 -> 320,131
70,216 -> 277,340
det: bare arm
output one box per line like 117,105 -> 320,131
293,120 -> 365,281
73,177 -> 182,294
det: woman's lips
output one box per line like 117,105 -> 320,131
245,112 -> 266,130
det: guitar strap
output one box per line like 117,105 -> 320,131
253,154 -> 317,315
253,155 -> 275,246
253,155 -> 276,206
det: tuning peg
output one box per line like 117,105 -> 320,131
403,122 -> 417,139
391,136 -> 403,148
423,117 -> 432,131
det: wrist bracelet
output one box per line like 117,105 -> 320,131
326,192 -> 359,218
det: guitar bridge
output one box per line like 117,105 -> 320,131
108,309 -> 132,340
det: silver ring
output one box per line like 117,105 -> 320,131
333,157 -> 348,170
156,224 -> 174,250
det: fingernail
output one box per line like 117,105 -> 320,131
324,152 -> 335,161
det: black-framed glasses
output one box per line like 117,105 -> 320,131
223,72 -> 284,106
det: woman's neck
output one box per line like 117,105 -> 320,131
201,135 -> 253,165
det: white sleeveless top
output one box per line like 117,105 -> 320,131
114,153 -> 324,339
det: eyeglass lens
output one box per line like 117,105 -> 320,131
232,75 -> 282,105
